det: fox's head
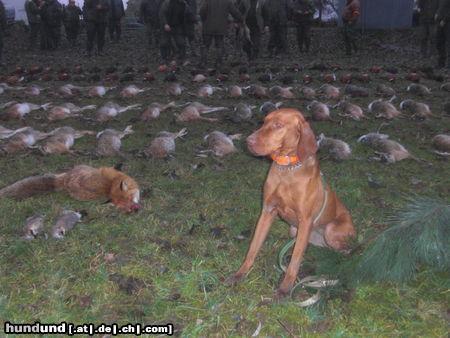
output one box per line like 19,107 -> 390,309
110,177 -> 141,213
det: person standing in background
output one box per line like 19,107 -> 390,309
40,0 -> 63,50
63,0 -> 82,46
83,0 -> 110,56
236,0 -> 267,62
290,0 -> 314,54
342,0 -> 360,56
139,0 -> 162,48
108,0 -> 125,42
158,0 -> 195,64
436,0 -> 450,69
25,0 -> 41,49
185,0 -> 199,57
263,0 -> 290,57
417,0 -> 439,58
199,0 -> 243,69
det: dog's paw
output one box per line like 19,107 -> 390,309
224,272 -> 245,285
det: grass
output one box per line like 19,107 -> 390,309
0,26 -> 449,336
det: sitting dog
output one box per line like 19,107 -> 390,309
227,108 -> 355,300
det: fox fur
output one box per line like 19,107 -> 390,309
0,165 -> 140,212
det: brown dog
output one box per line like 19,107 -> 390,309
227,108 -> 355,300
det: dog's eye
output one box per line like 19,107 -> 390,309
272,121 -> 283,129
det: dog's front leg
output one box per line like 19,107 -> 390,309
226,207 -> 277,284
274,216 -> 313,300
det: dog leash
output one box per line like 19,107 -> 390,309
275,173 -> 339,307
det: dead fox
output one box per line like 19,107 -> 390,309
0,165 -> 140,212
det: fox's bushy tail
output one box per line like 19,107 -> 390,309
0,174 -> 59,199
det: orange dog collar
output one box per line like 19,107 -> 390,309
270,154 -> 300,165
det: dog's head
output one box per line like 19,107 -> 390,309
246,108 -> 318,162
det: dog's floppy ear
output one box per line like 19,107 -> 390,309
297,113 -> 318,162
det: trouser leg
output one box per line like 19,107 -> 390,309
86,21 -> 95,54
420,23 -> 429,57
214,35 -> 224,68
251,26 -> 261,60
116,20 -> 121,40
110,19 -> 121,40
108,20 -> 114,40
29,22 -> 39,48
343,23 -> 356,55
267,23 -> 276,55
97,23 -> 106,52
436,24 -> 446,67
159,30 -> 173,62
186,23 -> 196,56
73,23 -> 79,44
0,31 -> 3,63
279,25 -> 287,54
40,23 -> 47,49
444,22 -> 450,67
200,34 -> 212,66
296,26 -> 302,52
47,25 -> 58,49
303,23 -> 311,52
146,23 -> 152,46
54,25 -> 60,48
172,28 -> 186,61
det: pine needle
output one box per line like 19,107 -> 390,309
341,196 -> 450,286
